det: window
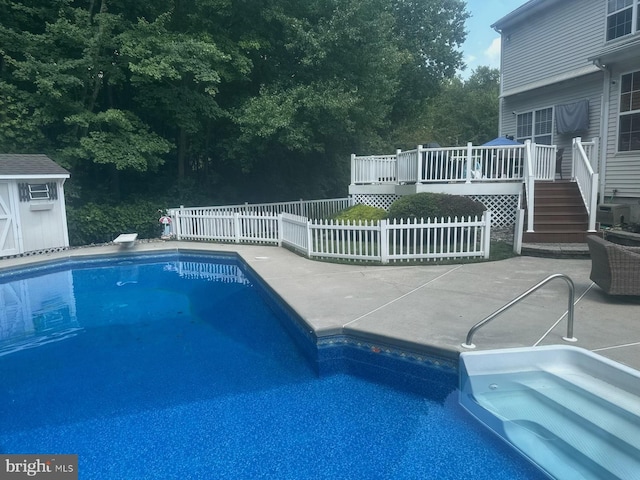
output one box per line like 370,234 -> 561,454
28,184 -> 50,200
516,108 -> 553,145
607,0 -> 639,40
618,70 -> 640,151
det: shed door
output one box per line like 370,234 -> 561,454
0,182 -> 20,256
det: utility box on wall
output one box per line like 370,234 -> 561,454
596,204 -> 631,226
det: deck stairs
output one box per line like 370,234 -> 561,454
523,180 -> 590,243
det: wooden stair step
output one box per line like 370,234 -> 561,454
523,180 -> 590,244
535,205 -> 587,213
523,231 -> 592,243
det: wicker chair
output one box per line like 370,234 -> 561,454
587,235 -> 640,295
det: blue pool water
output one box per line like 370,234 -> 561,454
0,253 -> 547,479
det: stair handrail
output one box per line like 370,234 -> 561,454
461,273 -> 577,349
572,137 -> 599,232
523,140 -> 535,232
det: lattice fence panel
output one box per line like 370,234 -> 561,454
353,193 -> 519,228
470,194 -> 520,228
352,194 -> 400,211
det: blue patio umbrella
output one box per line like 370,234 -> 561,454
482,136 -> 522,146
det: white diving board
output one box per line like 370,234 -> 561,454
113,233 -> 138,248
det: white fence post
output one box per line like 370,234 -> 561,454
350,154 -> 356,185
306,218 -> 313,258
416,145 -> 423,182
380,219 -> 388,264
589,173 -> 600,232
483,211 -> 492,259
513,209 -> 524,255
233,213 -> 241,243
466,142 -> 473,184
174,206 -> 183,240
572,136 -> 581,180
524,140 -> 535,232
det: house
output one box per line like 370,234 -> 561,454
492,0 -> 640,223
0,154 -> 71,256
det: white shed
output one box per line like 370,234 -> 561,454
0,154 -> 70,257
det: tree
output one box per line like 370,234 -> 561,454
391,66 -> 500,148
389,0 -> 469,121
0,0 -> 470,205
221,0 -> 468,199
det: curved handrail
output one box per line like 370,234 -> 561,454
461,273 -> 577,349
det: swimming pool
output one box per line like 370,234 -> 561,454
0,252 -> 547,479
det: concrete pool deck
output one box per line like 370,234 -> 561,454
3,240 -> 640,370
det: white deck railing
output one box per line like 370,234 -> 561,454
572,137 -> 599,231
351,154 -> 397,184
351,143 -> 536,185
533,144 -> 556,180
350,142 -> 565,185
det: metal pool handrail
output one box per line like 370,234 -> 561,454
461,273 -> 577,349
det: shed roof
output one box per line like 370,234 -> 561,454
0,154 -> 70,179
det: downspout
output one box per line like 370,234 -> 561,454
593,58 -> 609,205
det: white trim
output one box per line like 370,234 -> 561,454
501,65 -> 602,98
615,69 -> 640,154
58,180 -> 70,248
516,106 -> 554,145
0,174 -> 70,180
600,72 -> 610,205
491,0 -> 560,31
605,0 -> 640,43
0,182 -> 21,255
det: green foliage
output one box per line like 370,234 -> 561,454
387,193 -> 485,220
333,204 -> 387,223
391,67 -> 500,149
0,0 -> 470,210
64,109 -> 171,171
66,201 -> 162,246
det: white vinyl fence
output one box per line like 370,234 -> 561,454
282,212 -> 491,263
170,201 -> 492,263
169,198 -> 351,244
171,197 -> 352,219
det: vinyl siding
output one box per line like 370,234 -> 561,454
500,72 -> 603,176
498,0 -> 640,201
500,0 -> 604,93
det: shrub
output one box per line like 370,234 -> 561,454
387,193 -> 485,221
333,204 -> 387,223
67,201 -> 163,246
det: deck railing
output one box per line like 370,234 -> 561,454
350,142 -> 561,185
572,137 -> 599,231
532,144 -> 556,180
351,143 -> 536,185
